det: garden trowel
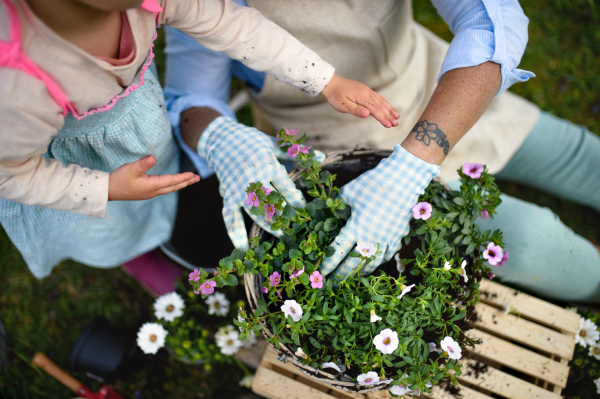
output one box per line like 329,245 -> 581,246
32,353 -> 124,399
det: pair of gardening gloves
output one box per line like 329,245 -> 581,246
197,116 -> 440,278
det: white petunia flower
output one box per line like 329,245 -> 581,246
397,284 -> 415,300
595,377 -> 600,394
137,322 -> 168,355
373,329 -> 399,354
440,336 -> 462,360
576,318 -> 600,348
370,309 -> 383,323
443,261 -> 452,271
322,362 -> 341,373
457,260 -> 468,283
281,299 -> 303,322
357,371 -> 380,386
295,347 -> 308,359
428,342 -> 442,353
216,328 -> 243,356
394,253 -> 405,274
205,292 -> 230,316
356,242 -> 377,258
239,375 -> 254,388
153,292 -> 185,322
589,343 -> 600,360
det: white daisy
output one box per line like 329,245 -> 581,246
136,322 -> 168,355
357,371 -> 380,386
216,329 -> 243,356
394,253 -> 405,274
205,292 -> 230,316
589,343 -> 600,360
457,260 -> 468,283
595,377 -> 600,394
281,299 -> 303,322
370,309 -> 383,323
397,284 -> 415,300
356,242 -> 377,258
239,375 -> 254,388
215,325 -> 235,339
576,318 -> 600,347
373,329 -> 399,354
440,336 -> 462,360
295,347 -> 308,359
153,292 -> 185,322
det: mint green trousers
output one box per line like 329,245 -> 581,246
450,112 -> 600,303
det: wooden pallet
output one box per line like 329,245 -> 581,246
251,280 -> 579,399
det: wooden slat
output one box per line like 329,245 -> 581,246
253,366 -> 340,399
479,280 -> 580,334
474,302 -> 576,360
261,346 -> 364,399
425,385 -> 493,399
466,329 -> 569,387
458,358 -> 562,399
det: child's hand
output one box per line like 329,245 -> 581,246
108,155 -> 200,201
320,74 -> 399,128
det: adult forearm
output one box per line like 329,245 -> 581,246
179,107 -> 222,150
401,61 -> 502,165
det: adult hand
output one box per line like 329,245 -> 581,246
108,155 -> 199,201
319,145 -> 439,278
198,116 -> 324,250
320,73 -> 399,128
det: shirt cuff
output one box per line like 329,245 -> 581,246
166,95 -> 237,178
80,169 -> 109,218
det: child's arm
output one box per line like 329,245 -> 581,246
0,71 -> 198,217
159,0 -> 398,128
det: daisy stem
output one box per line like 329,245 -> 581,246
233,355 -> 252,376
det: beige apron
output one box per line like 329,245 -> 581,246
246,0 -> 540,181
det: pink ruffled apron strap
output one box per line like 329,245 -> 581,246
141,0 -> 163,24
0,0 -> 76,116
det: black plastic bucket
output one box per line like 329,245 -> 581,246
69,317 -> 138,382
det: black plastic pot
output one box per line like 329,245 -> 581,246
69,317 -> 139,382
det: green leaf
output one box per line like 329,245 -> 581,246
450,312 -> 467,322
370,295 -> 385,302
446,212 -> 460,220
232,249 -> 246,261
219,256 -> 234,270
224,274 -> 238,286
323,218 -> 338,232
289,249 -> 302,259
282,205 -> 297,219
254,245 -> 265,260
343,308 -> 352,325
313,198 -> 326,209
267,191 -> 283,203
250,205 -> 265,216
325,246 -> 335,257
333,206 -> 351,220
305,202 -> 316,217
309,337 -> 322,349
348,252 -> 362,258
453,197 -> 466,206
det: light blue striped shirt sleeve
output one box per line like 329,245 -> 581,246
432,0 -> 535,96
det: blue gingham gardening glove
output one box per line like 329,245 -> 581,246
198,116 -> 324,250
320,145 -> 440,278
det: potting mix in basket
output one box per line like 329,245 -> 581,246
188,129 -> 508,396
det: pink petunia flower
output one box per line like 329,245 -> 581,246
262,287 -> 268,294
287,144 -> 301,157
497,250 -> 510,267
480,210 -> 490,219
276,289 -> 283,300
265,204 -> 276,218
261,187 -> 272,195
309,271 -> 323,289
489,272 -> 496,280
269,271 -> 282,286
290,265 -> 305,280
188,268 -> 200,282
462,163 -> 484,179
483,242 -> 503,266
412,202 -> 432,220
300,146 -> 311,154
246,192 -> 259,207
284,128 -> 299,136
200,280 -> 217,295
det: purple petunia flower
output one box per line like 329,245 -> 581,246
262,287 -> 268,294
284,128 -> 299,136
276,289 -> 283,299
309,271 -> 323,289
200,280 -> 217,295
265,204 -> 276,219
246,192 -> 259,207
188,268 -> 200,282
462,162 -> 484,179
411,202 -> 432,220
489,272 -> 496,280
269,271 -> 282,286
497,250 -> 510,267
480,210 -> 490,219
483,242 -> 504,266
290,265 -> 305,280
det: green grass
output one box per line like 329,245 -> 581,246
1,2 -> 599,398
